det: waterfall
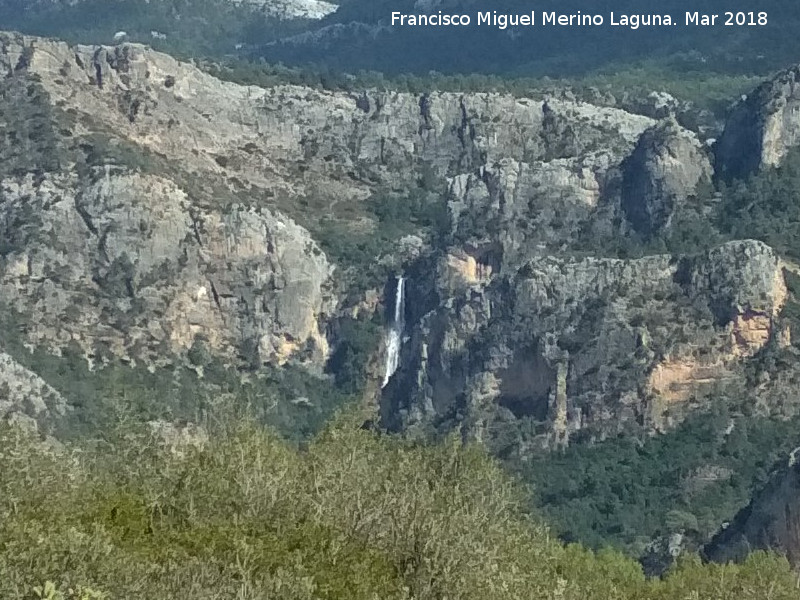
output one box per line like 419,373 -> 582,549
382,276 -> 405,388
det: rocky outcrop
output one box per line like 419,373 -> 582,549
0,31 -> 796,459
0,32 -> 654,192
0,170 -> 333,366
447,156 -> 607,252
383,240 -> 787,448
148,420 -> 209,458
621,119 -> 712,236
716,64 -> 800,180
439,251 -> 493,291
0,351 -> 67,434
704,452 -> 800,566
0,31 -> 661,370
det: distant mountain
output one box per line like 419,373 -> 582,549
230,0 -> 338,20
4,0 -> 798,80
0,0 -> 319,56
260,0 -> 800,77
0,0 -> 337,20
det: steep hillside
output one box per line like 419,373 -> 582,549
263,0 -> 800,77
704,452 -> 800,566
386,240 -> 788,446
7,30 -> 800,570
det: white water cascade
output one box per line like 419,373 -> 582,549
382,276 -> 405,388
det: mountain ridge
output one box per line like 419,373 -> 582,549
6,29 -> 800,570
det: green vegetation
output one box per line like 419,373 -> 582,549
0,74 -> 65,179
262,0 -> 800,82
477,148 -> 800,562
573,147 -> 800,263
716,147 -> 800,260
521,392 -> 800,558
1,413 -> 799,599
6,0 -> 800,93
309,184 -> 449,295
327,315 -> 383,394
561,61 -> 762,120
0,306 -> 356,443
0,0 -> 309,59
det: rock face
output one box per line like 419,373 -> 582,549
704,453 -> 800,566
0,31 -> 658,371
716,64 -> 800,180
0,33 -> 348,368
0,352 -> 68,435
621,119 -> 712,236
0,33 -> 653,195
0,31 -> 795,457
383,240 -> 787,449
0,172 -> 333,366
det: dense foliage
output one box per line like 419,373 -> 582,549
0,74 -> 64,180
0,0 -> 308,59
0,306 -> 359,443
1,414 -> 799,599
523,392 -> 800,559
487,148 -> 800,562
260,0 -> 800,79
311,185 -> 448,294
716,147 -> 800,260
7,0 -> 800,83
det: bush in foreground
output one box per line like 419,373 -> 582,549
0,411 -> 797,599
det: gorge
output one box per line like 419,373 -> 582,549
3,25 -> 800,575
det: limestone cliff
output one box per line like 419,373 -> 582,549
0,31 -> 658,373
383,240 -> 787,449
621,119 -> 712,236
716,63 -> 800,180
0,32 -> 653,196
1,31 -> 796,460
0,170 -> 333,366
